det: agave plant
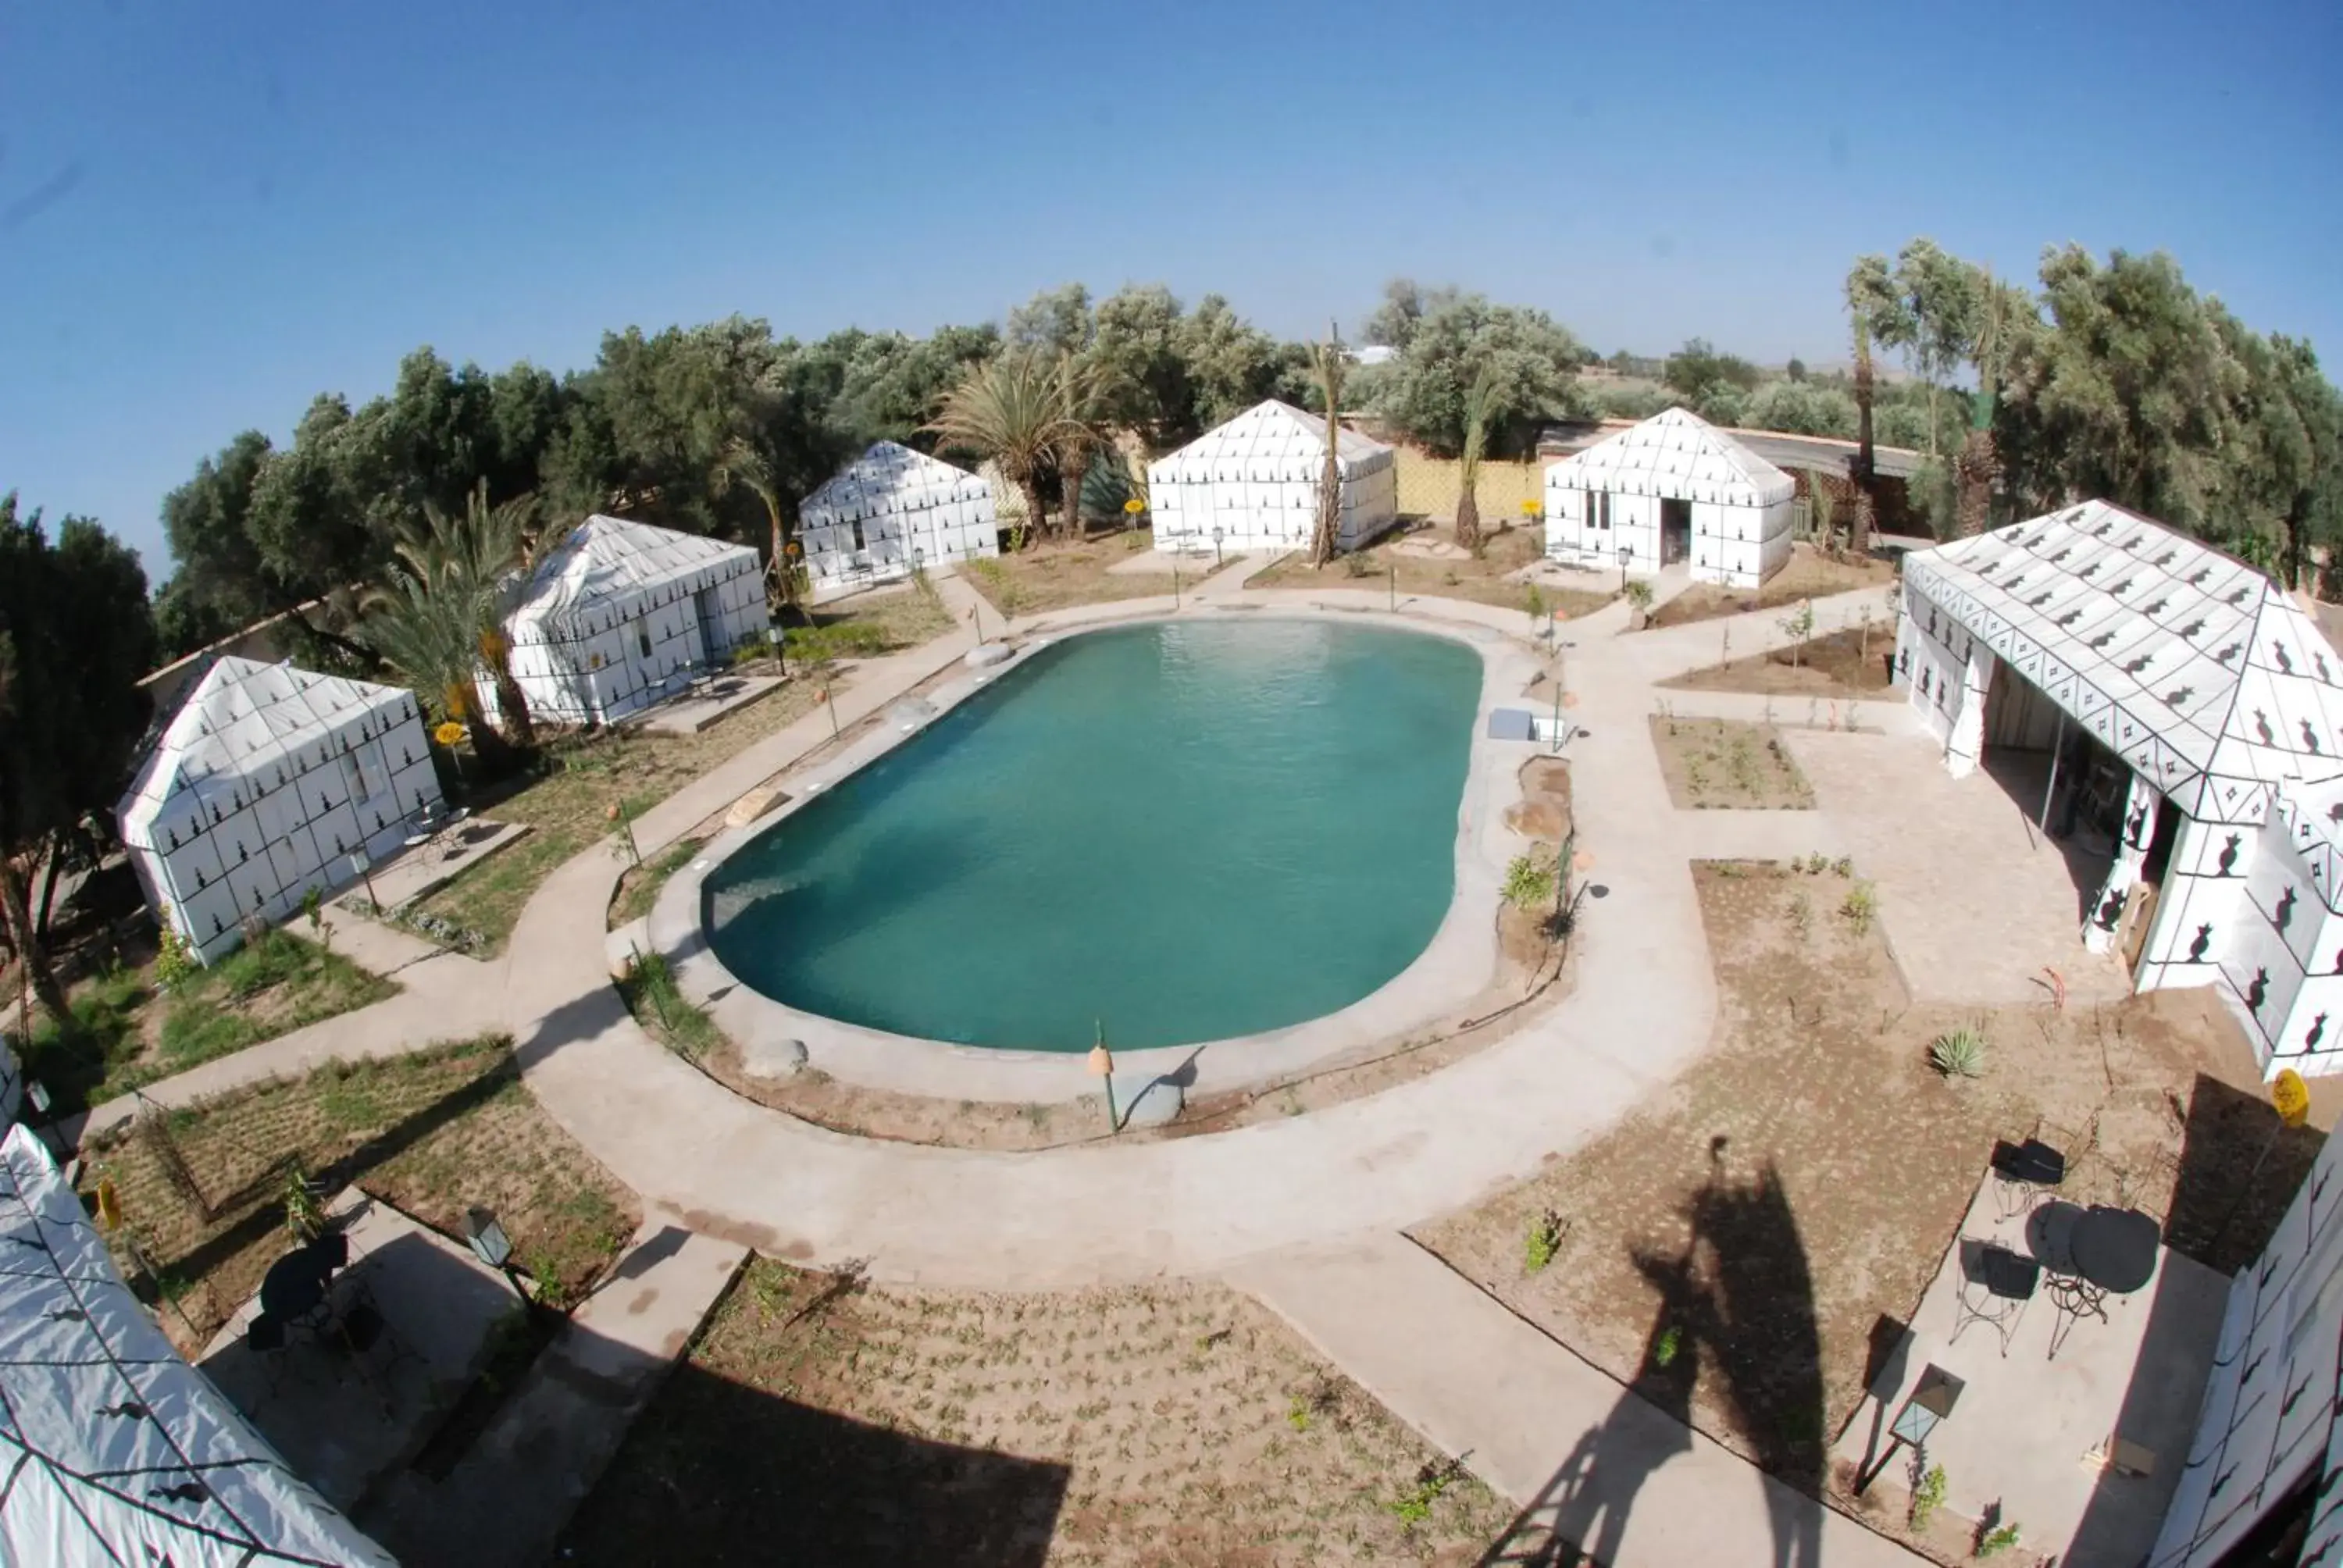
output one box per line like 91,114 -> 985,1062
1929,1027 -> 1986,1079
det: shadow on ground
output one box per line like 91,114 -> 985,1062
1478,1143 -> 1827,1566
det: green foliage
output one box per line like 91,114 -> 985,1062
1840,881 -> 1878,936
1929,1027 -> 1986,1079
284,1162 -> 327,1244
1652,1324 -> 1681,1369
1523,1209 -> 1564,1274
152,920 -> 200,991
1523,582 -> 1548,624
1366,281 -> 1589,456
1974,1520 -> 2020,1558
1502,851 -> 1557,911
1910,1462 -> 1948,1530
623,948 -> 720,1060
964,558 -> 1024,618
1385,1462 -> 1460,1527
1623,579 -> 1655,610
1664,337 -> 1763,403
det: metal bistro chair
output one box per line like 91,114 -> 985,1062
1950,1238 -> 2040,1358
1990,1136 -> 2068,1221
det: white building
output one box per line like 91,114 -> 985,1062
493,515 -> 768,727
1900,501 -> 2343,1076
1543,407 -> 1797,587
2146,1124 -> 2343,1564
0,1123 -> 396,1564
797,441 -> 997,592
1146,400 -> 1399,556
117,657 -> 444,964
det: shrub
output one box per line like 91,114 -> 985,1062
1503,851 -> 1557,911
1624,579 -> 1655,610
152,912 -> 199,991
1839,880 -> 1878,935
1910,1462 -> 1948,1530
1523,1210 -> 1564,1274
1974,1520 -> 2020,1558
1929,1027 -> 1985,1079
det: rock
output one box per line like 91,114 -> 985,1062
606,921 -> 651,981
739,1035 -> 809,1080
726,786 -> 788,829
965,642 -> 1013,669
1118,1075 -> 1184,1128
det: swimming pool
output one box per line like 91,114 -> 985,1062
701,618 -> 1482,1051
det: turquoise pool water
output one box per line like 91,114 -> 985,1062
702,619 -> 1480,1051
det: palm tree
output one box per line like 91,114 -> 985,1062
1309,330 -> 1347,568
720,440 -> 804,615
1454,365 -> 1497,558
373,483 -> 538,751
1050,355 -> 1117,543
926,352 -> 1081,552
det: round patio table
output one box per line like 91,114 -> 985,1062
2069,1206 -> 2159,1294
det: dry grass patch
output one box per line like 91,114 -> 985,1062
1248,523 -> 1616,621
1649,715 -> 1817,808
1646,543 -> 1897,629
1662,623 -> 1898,701
562,1264 -> 1523,1566
1415,860 -> 2315,1502
77,1035 -> 637,1350
965,532 -> 1174,618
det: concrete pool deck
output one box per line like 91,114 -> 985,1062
644,608 -> 1540,1103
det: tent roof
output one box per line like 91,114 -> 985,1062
1907,500 -> 2343,823
508,515 -> 758,631
0,1125 -> 394,1566
1153,400 -> 1392,472
802,442 -> 979,512
1545,406 -> 1796,507
117,657 -> 412,829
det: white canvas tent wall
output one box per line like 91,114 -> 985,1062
0,1124 -> 394,1566
116,657 -> 443,965
493,515 -> 768,727
798,442 -> 998,591
1543,407 -> 1796,586
1899,501 -> 2343,1075
1147,401 -> 1398,555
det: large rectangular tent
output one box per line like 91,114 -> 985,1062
117,657 -> 444,964
0,1124 -> 394,1566
492,515 -> 769,727
1899,501 -> 2343,1076
1543,407 -> 1796,587
1146,400 -> 1398,556
797,441 -> 997,592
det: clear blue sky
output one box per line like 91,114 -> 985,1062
5,0 -> 2338,583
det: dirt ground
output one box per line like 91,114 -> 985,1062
561,1263 -> 1528,1566
1646,544 -> 1898,630
1649,715 -> 1818,808
965,533 -> 1180,618
1662,625 -> 1898,700
1248,522 -> 1616,622
76,1035 -> 639,1349
1415,861 -> 2320,1505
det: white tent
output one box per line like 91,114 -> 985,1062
0,1125 -> 394,1566
1147,401 -> 1398,556
1543,408 -> 1797,587
798,442 -> 998,592
1901,501 -> 2343,1074
493,515 -> 769,727
117,657 -> 443,965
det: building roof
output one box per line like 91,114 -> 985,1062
116,657 -> 416,836
508,515 -> 758,633
1544,407 -> 1796,507
1906,500 -> 2343,823
801,442 -> 987,520
0,1126 -> 394,1567
1150,400 -> 1393,476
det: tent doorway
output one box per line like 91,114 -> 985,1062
693,587 -> 726,663
1660,497 -> 1692,565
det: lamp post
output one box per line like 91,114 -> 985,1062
1212,526 -> 1225,569
767,623 -> 786,678
1088,1023 -> 1119,1134
1617,544 -> 1632,594
348,850 -> 378,908
465,1206 -> 530,1303
1854,1365 -> 1963,1495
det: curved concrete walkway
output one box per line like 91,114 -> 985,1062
497,575 -> 1891,1289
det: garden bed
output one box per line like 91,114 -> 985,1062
25,928 -> 397,1114
74,1035 -> 637,1352
1649,715 -> 1817,808
1660,625 -> 1897,700
1645,544 -> 1897,629
1414,860 -> 2316,1507
561,1263 -> 1523,1566
1247,522 -> 1617,620
964,532 -> 1178,618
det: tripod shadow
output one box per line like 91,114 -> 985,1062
1479,1143 -> 1825,1567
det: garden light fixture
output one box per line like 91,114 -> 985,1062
1617,545 -> 1632,593
1089,1023 -> 1119,1134
466,1206 -> 530,1302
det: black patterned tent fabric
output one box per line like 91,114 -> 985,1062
1906,501 -> 2343,825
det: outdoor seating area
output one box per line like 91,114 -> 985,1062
623,668 -> 783,736
201,1190 -> 524,1509
341,809 -> 530,912
1837,1153 -> 2230,1566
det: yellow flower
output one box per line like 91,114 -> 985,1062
433,721 -> 468,747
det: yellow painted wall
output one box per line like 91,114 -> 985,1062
1392,451 -> 1547,522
